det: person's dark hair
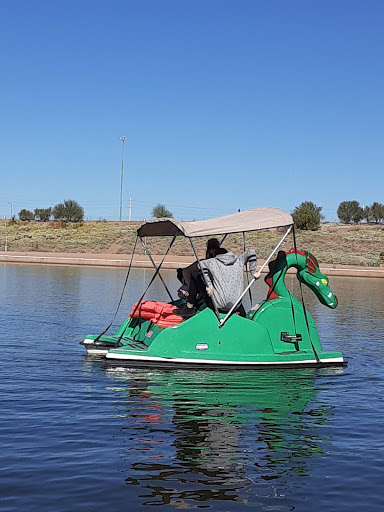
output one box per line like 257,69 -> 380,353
215,247 -> 228,255
206,238 -> 220,258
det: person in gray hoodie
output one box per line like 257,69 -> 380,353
200,248 -> 260,316
174,247 -> 260,318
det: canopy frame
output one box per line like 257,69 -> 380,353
134,208 -> 295,330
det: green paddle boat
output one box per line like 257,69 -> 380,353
82,207 -> 346,369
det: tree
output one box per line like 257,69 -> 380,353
369,202 -> 384,223
152,204 -> 173,218
34,207 -> 52,222
362,205 -> 371,223
292,201 -> 323,230
337,201 -> 364,224
351,206 -> 364,224
52,199 -> 84,222
18,209 -> 34,221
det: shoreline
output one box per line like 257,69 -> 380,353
0,251 -> 383,278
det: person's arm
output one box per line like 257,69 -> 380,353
239,248 -> 258,276
199,261 -> 214,295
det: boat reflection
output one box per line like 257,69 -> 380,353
98,364 -> 342,507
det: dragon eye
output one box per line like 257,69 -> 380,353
321,278 -> 327,285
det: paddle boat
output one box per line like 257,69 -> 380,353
82,207 -> 346,369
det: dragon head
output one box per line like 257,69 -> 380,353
294,250 -> 338,309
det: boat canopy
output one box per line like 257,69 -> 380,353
137,207 -> 293,238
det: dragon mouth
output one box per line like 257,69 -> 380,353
325,294 -> 338,309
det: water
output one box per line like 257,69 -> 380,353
1,264 -> 384,511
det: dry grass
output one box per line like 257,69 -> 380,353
1,220 -> 383,267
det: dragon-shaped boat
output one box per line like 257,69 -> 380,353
82,207 -> 346,369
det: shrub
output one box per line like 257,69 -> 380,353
18,209 -> 34,221
369,202 -> 384,224
337,201 -> 364,224
34,207 -> 52,222
53,199 -> 84,223
152,204 -> 173,218
292,201 -> 323,231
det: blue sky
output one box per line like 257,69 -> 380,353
1,0 -> 383,221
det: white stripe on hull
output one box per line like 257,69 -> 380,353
83,340 -> 112,355
86,348 -> 110,355
105,352 -> 344,366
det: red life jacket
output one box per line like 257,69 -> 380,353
129,300 -> 183,328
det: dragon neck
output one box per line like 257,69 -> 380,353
265,251 -> 306,300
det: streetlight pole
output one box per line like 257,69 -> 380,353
119,136 -> 126,221
8,202 -> 12,219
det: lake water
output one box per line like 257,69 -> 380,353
1,264 -> 384,511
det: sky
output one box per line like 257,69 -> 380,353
0,0 -> 383,221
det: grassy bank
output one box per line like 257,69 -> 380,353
1,220 -> 383,267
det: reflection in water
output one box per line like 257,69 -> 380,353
96,364 -> 340,508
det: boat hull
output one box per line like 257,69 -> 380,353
83,304 -> 346,369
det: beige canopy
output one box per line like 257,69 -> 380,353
137,207 -> 293,238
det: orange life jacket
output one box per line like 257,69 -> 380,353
129,300 -> 183,327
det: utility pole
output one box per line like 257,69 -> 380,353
8,202 -> 13,219
119,136 -> 126,221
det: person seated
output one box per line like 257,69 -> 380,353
175,238 -> 220,306
174,239 -> 221,318
181,238 -> 220,286
200,247 -> 260,318
175,246 -> 260,319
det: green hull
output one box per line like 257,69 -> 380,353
83,296 -> 345,368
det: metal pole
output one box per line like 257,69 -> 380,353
243,231 -> 253,303
3,216 -> 7,252
8,202 -> 12,219
220,234 -> 228,246
119,136 -> 126,221
129,197 -> 132,221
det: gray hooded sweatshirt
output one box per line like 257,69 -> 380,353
199,249 -> 257,311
